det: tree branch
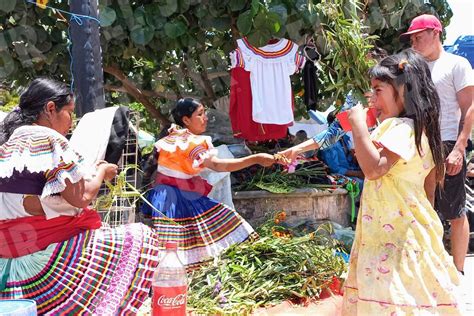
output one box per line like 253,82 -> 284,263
103,65 -> 170,125
208,71 -> 229,80
104,84 -> 197,101
230,14 -> 240,47
199,66 -> 217,103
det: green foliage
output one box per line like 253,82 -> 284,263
99,5 -> 117,27
235,163 -> 335,193
318,0 -> 378,105
0,1 -> 17,14
365,0 -> 452,53
0,0 -> 452,124
126,101 -> 160,135
0,87 -> 20,112
188,216 -> 346,314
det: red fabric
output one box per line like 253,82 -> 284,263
0,209 -> 102,258
229,67 -> 289,141
155,173 -> 213,196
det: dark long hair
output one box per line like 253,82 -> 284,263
157,97 -> 201,139
369,48 -> 444,182
0,78 -> 72,145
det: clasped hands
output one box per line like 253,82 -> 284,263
274,104 -> 372,165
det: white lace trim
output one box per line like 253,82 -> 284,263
41,165 -> 85,199
155,124 -> 214,153
192,148 -> 218,169
0,125 -> 85,198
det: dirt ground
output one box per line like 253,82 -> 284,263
253,295 -> 342,316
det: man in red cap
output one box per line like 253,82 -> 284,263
401,14 -> 474,275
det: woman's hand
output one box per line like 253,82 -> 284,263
254,153 -> 275,167
95,160 -> 108,167
98,163 -> 118,181
277,148 -> 298,163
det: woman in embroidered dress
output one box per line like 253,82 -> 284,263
0,78 -> 159,315
279,49 -> 461,314
141,98 -> 275,268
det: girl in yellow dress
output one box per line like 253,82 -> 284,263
278,49 -> 461,314
341,49 -> 461,315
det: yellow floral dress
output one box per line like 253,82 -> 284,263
342,118 -> 461,315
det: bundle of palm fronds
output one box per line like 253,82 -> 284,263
187,213 -> 347,315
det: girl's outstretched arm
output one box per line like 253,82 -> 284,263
277,139 -> 320,163
202,153 -> 275,172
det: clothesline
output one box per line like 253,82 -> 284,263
25,0 -> 101,92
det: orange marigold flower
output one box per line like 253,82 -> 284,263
275,211 -> 286,222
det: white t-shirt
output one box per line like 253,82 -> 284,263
237,38 -> 305,125
427,51 -> 474,141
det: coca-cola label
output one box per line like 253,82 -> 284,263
152,285 -> 187,316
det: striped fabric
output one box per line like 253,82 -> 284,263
232,48 -> 245,68
0,125 -> 85,198
241,37 -> 294,58
188,144 -> 208,164
156,126 -> 217,177
0,223 -> 159,315
294,51 -> 306,71
145,184 -> 255,267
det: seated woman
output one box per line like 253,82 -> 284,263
141,98 -> 275,268
0,78 -> 159,314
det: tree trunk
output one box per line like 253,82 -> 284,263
70,0 -> 105,117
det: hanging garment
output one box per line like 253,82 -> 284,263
237,38 -> 305,125
303,60 -> 318,110
229,48 -> 289,141
105,106 -> 130,164
69,106 -> 119,168
300,39 -> 321,111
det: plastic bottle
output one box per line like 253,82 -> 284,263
152,242 -> 187,316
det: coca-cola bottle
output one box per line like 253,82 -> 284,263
152,242 -> 187,316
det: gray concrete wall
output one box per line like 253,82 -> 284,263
233,188 -> 350,227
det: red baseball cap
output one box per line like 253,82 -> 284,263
400,14 -> 442,42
